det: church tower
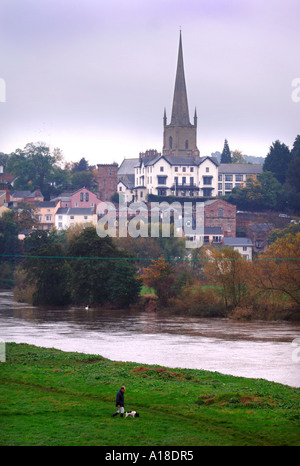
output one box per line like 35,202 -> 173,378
163,32 -> 199,158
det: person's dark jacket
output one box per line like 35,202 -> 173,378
116,389 -> 124,407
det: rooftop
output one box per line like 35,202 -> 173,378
223,237 -> 253,246
219,163 -> 263,174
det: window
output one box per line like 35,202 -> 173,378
85,192 -> 89,202
206,167 -> 209,172
190,167 -> 194,172
225,175 -> 233,181
218,183 -> 222,190
84,216 -> 88,220
175,167 -> 178,172
182,177 -> 186,185
218,208 -> 223,217
38,215 -> 42,221
119,186 -> 123,191
213,236 -> 222,243
174,176 -> 178,185
203,177 -> 212,185
157,176 -> 167,185
255,240 -> 264,249
225,183 -> 233,190
190,177 -> 194,186
109,168 -> 112,176
45,215 -> 52,221
236,175 -> 243,181
160,166 -> 164,172
218,175 -> 222,181
80,193 -> 84,202
58,222 -> 62,228
75,202 -> 78,207
70,216 -> 74,220
185,140 -> 189,149
169,136 -> 173,148
103,180 -> 106,188
227,225 -> 231,232
203,189 -> 212,196
243,246 -> 247,251
158,189 -> 166,196
182,167 -> 186,172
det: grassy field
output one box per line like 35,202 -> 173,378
0,343 -> 299,446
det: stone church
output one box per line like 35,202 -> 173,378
117,33 -> 262,202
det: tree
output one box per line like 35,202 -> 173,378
141,256 -> 176,306
286,157 -> 300,193
291,134 -> 300,159
67,227 -> 139,306
226,171 -> 283,211
231,149 -> 245,163
263,140 -> 292,184
13,202 -> 38,231
268,222 -> 300,245
220,139 -> 232,163
71,157 -> 95,173
0,210 -> 20,288
253,233 -> 300,307
70,170 -> 96,191
23,242 -> 71,306
203,246 -> 251,310
0,152 -> 9,170
7,142 -> 64,199
107,260 -> 141,307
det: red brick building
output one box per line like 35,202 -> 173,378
97,163 -> 118,201
204,199 -> 236,237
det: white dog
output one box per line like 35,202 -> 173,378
125,411 -> 139,418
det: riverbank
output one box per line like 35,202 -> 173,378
1,343 -> 299,446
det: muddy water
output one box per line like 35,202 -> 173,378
0,291 -> 299,387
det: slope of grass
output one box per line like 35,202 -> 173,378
0,343 -> 299,446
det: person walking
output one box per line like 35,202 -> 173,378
111,386 -> 126,417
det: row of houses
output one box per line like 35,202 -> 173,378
0,184 -> 255,259
117,152 -> 263,202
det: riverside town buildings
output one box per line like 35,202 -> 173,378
0,33 -> 262,257
117,32 -> 262,202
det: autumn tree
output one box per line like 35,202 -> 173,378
253,233 -> 300,307
203,246 -> 251,310
141,256 -> 176,306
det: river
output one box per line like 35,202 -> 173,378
0,291 -> 299,387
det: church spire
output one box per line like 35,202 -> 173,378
163,32 -> 199,157
170,31 -> 191,127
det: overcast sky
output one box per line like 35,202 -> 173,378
0,0 -> 299,166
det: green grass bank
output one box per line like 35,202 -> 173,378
0,343 -> 299,446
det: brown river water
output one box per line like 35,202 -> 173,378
0,291 -> 299,387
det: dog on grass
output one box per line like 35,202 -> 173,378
125,411 -> 139,418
